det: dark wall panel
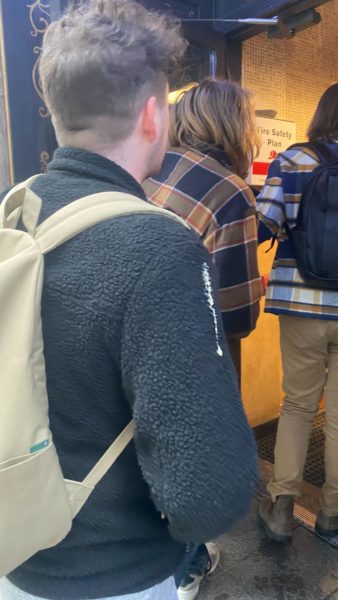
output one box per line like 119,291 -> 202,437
0,0 -> 56,184
0,0 -> 223,185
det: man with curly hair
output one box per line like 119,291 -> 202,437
0,2 -> 258,599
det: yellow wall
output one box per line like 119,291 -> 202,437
241,0 -> 338,425
242,0 -> 338,140
242,245 -> 283,427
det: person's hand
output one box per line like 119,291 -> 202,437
261,274 -> 269,295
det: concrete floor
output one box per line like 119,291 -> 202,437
198,461 -> 338,600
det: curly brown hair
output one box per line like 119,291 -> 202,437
40,0 -> 187,142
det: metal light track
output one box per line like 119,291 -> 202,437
182,17 -> 279,25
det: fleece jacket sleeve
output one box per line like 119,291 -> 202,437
121,219 -> 258,545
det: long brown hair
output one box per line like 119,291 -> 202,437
308,83 -> 338,142
169,78 -> 260,179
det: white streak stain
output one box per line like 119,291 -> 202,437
202,262 -> 223,357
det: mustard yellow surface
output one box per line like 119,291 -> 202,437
242,242 -> 284,427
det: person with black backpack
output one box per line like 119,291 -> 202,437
256,83 -> 338,543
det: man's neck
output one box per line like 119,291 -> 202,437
98,145 -> 146,184
58,133 -> 147,183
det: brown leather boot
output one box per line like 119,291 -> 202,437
258,495 -> 294,542
315,511 -> 338,538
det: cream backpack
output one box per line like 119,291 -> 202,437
0,177 -> 186,576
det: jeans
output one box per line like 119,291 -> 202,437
0,576 -> 178,600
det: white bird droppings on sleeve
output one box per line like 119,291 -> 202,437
202,262 -> 223,357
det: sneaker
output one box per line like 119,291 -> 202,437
258,495 -> 294,542
315,511 -> 338,538
177,543 -> 220,600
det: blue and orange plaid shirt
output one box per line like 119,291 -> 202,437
144,147 -> 262,337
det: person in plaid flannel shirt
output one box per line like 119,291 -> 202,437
144,78 -> 262,600
144,78 -> 262,379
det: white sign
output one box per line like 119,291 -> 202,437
248,117 -> 297,186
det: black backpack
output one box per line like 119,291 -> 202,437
284,141 -> 338,290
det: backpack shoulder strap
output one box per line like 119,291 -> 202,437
287,141 -> 334,164
35,191 -> 188,254
81,419 -> 136,490
305,141 -> 335,163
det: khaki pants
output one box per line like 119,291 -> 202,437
267,315 -> 338,517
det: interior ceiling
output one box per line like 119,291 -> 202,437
57,1 -> 331,38
213,0 -> 329,35
214,0 -> 300,33
142,0 -> 330,37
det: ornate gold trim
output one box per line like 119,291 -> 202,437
32,45 -> 49,118
40,150 -> 50,171
0,1 -> 14,184
27,1 -> 52,171
28,0 -> 50,37
28,1 -> 50,118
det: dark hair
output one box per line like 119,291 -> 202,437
308,83 -> 338,143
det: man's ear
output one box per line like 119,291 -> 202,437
140,96 -> 158,143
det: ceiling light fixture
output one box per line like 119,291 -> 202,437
182,17 -> 279,25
